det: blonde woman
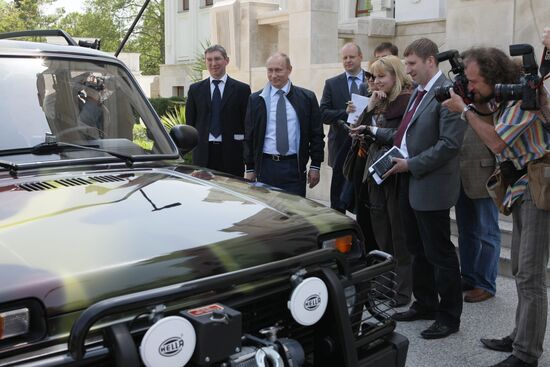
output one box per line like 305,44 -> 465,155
350,55 -> 414,306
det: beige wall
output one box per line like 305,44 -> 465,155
446,0 -> 549,62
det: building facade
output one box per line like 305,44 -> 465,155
160,0 -> 549,200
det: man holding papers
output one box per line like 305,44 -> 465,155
320,43 -> 369,213
382,38 -> 466,340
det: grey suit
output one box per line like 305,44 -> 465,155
405,80 -> 465,210
388,74 -> 467,327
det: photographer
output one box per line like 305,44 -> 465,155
443,47 -> 550,367
77,75 -> 105,139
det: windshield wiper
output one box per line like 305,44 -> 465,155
0,160 -> 19,176
31,141 -> 135,167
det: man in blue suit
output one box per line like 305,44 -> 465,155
320,43 -> 367,212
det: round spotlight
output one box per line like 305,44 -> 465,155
288,277 -> 329,326
140,316 -> 196,367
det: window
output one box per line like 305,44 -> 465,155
178,0 -> 189,12
205,0 -> 213,6
173,86 -> 185,97
355,0 -> 372,17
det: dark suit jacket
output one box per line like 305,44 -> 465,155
244,83 -> 324,180
320,71 -> 367,167
377,74 -> 466,211
185,76 -> 251,176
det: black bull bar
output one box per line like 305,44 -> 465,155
68,248 -> 397,366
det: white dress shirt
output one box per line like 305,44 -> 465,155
399,70 -> 442,158
263,81 -> 298,155
209,74 -> 228,142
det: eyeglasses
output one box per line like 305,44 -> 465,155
365,72 -> 375,82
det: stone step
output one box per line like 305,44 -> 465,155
450,208 -> 513,249
451,234 -> 550,282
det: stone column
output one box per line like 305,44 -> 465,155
287,0 -> 339,68
164,0 -> 176,64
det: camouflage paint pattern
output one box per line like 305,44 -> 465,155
0,164 -> 359,326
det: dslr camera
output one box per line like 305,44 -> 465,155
83,75 -> 105,91
494,44 -> 548,111
434,50 -> 474,104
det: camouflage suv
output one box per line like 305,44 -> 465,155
0,31 -> 408,367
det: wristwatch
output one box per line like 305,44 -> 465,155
460,104 -> 473,121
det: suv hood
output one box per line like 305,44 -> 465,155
0,167 -> 355,314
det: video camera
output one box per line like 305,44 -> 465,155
434,50 -> 474,104
494,44 -> 550,110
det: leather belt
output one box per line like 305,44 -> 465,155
263,153 -> 297,161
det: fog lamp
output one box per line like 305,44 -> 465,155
0,308 -> 29,340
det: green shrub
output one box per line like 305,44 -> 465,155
149,96 -> 186,117
160,104 -> 186,130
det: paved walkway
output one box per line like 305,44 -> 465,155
396,276 -> 550,366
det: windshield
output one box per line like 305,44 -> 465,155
0,56 -> 175,164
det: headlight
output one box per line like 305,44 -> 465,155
0,299 -> 46,346
0,308 -> 29,340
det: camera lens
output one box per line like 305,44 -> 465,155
434,85 -> 451,103
494,83 -> 523,103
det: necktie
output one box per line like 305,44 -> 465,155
349,76 -> 359,95
210,80 -> 222,138
393,90 -> 427,147
275,89 -> 289,155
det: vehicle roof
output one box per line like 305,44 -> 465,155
0,39 -> 117,60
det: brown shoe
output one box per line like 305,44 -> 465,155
464,288 -> 494,303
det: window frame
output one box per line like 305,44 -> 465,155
355,0 -> 372,17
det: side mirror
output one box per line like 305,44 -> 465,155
169,125 -> 198,156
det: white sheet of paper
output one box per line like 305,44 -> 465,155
347,93 -> 370,124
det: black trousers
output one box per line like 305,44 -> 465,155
330,135 -> 352,212
398,174 -> 463,327
207,142 -> 224,172
258,156 -> 306,197
352,154 -> 378,253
